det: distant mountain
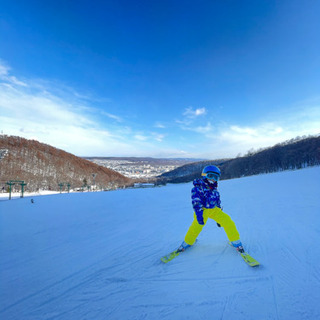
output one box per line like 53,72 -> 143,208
0,135 -> 132,192
157,135 -> 320,184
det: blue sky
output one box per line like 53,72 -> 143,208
0,0 -> 319,158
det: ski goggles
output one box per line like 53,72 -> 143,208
203,172 -> 220,181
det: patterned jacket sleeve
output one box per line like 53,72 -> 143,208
191,183 -> 205,225
215,191 -> 222,208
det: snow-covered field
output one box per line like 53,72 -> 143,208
1,167 -> 320,320
0,190 -> 60,200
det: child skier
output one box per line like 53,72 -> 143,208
178,165 -> 245,253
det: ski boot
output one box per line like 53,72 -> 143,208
231,240 -> 245,253
177,241 -> 191,252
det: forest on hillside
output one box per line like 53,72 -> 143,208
0,135 -> 132,192
157,135 -> 320,184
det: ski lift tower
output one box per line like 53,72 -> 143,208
58,182 -> 71,193
6,180 -> 27,200
58,183 -> 64,193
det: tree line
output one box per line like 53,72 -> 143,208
157,135 -> 320,184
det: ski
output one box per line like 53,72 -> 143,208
228,242 -> 260,267
160,249 -> 182,263
161,241 -> 196,263
161,242 -> 260,266
239,252 -> 260,267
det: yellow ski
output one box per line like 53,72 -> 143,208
228,242 -> 260,267
240,252 -> 260,267
160,250 -> 182,263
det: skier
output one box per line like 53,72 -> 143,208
178,165 -> 245,253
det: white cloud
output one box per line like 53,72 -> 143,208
174,102 -> 320,159
134,134 -> 148,141
177,106 -> 208,129
101,111 -> 123,122
0,60 -> 27,87
0,82 -> 94,129
192,123 -> 214,134
0,63 -> 8,76
152,133 -> 165,142
183,106 -> 207,118
1,60 -> 319,159
201,116 -> 320,159
0,60 -> 152,156
154,122 -> 166,129
220,123 -> 286,147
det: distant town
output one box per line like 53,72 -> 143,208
85,157 -> 200,179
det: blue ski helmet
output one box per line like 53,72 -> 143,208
201,165 -> 221,181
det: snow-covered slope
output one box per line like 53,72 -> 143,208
1,167 -> 320,319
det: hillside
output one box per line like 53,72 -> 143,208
158,135 -> 320,183
0,135 -> 132,192
1,167 -> 319,319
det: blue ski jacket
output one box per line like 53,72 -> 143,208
191,178 -> 221,225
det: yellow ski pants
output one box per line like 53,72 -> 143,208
184,207 -> 240,245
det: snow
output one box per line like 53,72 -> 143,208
0,190 -> 61,200
1,167 -> 320,320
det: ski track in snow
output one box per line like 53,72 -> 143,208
1,167 -> 320,319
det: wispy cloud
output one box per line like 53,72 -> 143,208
198,116 -> 320,158
219,123 -> 287,147
183,106 -> 207,118
223,107 -> 320,147
154,122 -> 166,129
0,60 -> 159,156
152,132 -> 165,142
101,111 -> 123,122
0,61 -> 28,87
176,106 -> 207,128
1,60 -> 319,159
134,134 -> 148,141
175,101 -> 320,158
